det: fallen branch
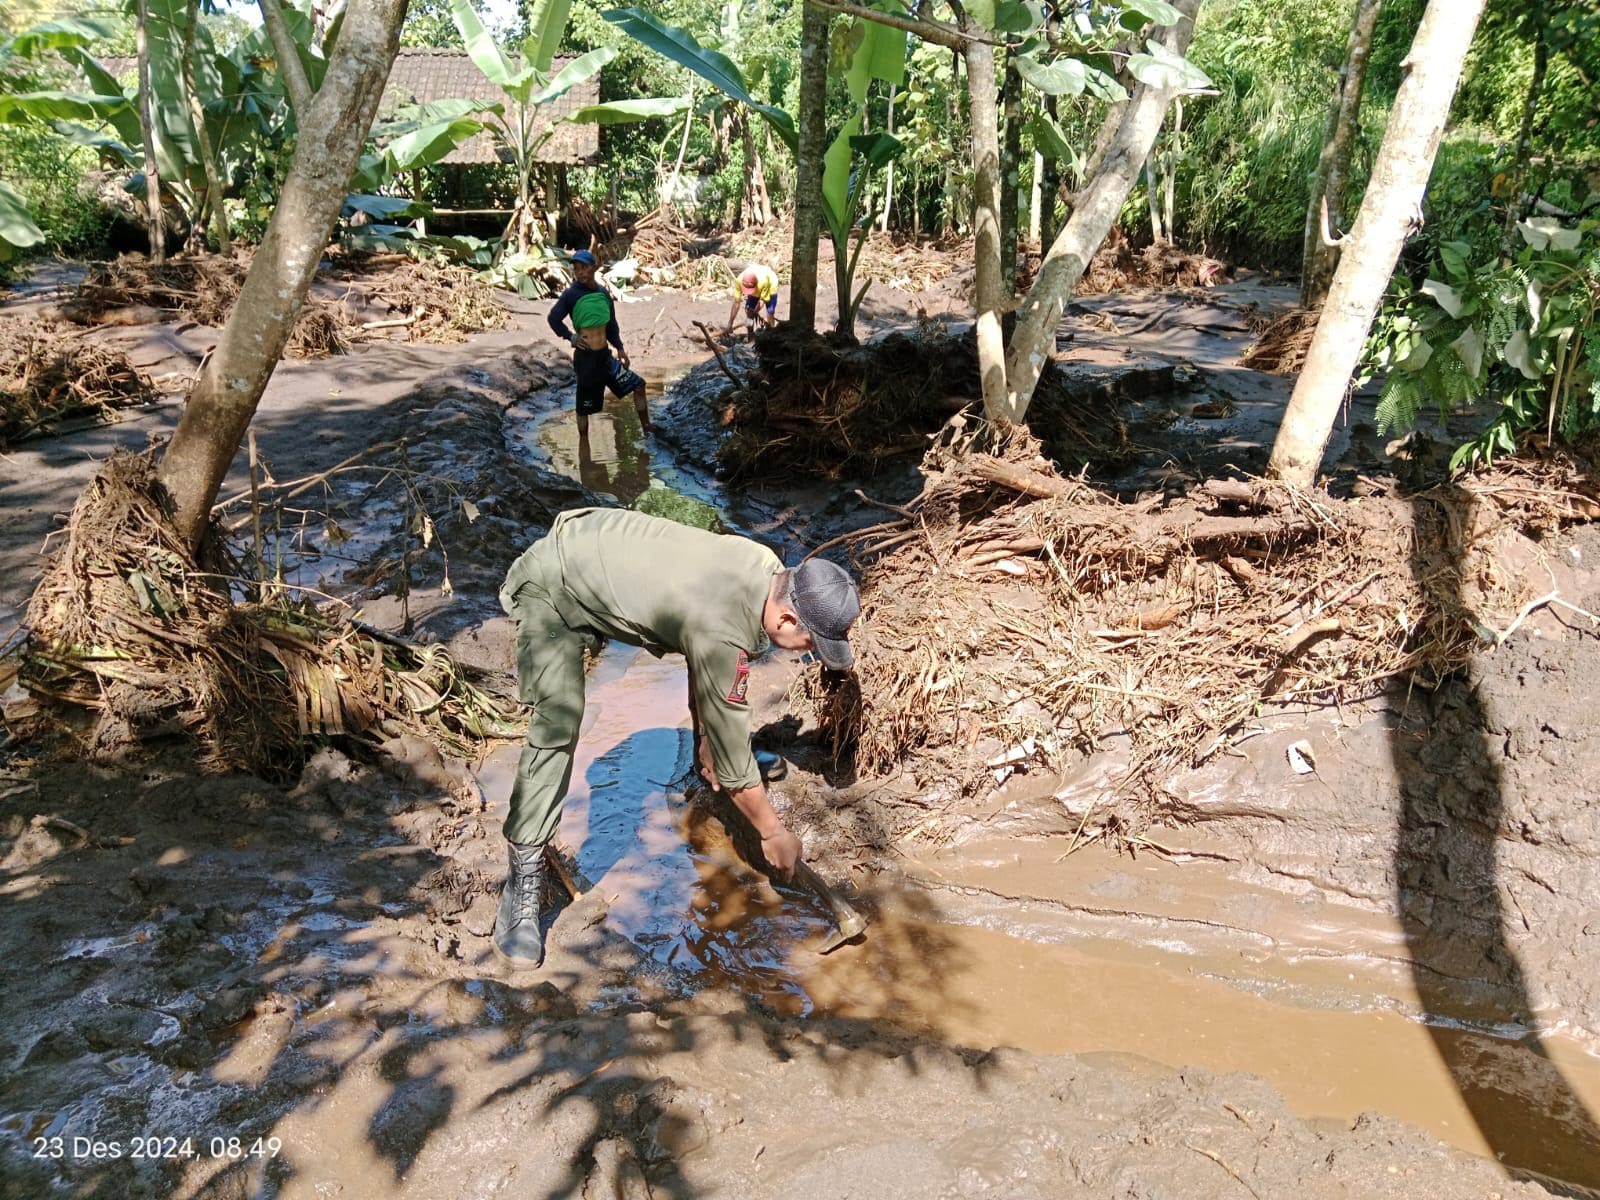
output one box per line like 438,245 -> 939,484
691,320 -> 741,386
967,454 -> 1076,500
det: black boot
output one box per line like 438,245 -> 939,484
493,841 -> 548,967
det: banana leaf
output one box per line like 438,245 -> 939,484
0,180 -> 45,262
569,96 -> 690,124
603,7 -> 796,151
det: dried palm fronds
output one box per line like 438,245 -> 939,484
12,451 -> 523,777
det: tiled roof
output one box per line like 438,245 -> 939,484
378,47 -> 599,165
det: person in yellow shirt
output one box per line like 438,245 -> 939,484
725,262 -> 780,338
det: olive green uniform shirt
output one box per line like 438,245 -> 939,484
500,507 -> 781,792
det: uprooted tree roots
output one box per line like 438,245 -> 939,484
12,452 -> 523,777
0,316 -> 154,448
715,325 -> 1131,481
802,422 -> 1599,841
1240,308 -> 1322,375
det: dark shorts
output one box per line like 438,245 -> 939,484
743,294 -> 779,318
573,347 -> 645,416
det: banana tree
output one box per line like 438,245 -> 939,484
1,6 -> 285,256
449,0 -> 616,255
567,93 -> 692,214
0,17 -> 135,257
0,181 -> 44,262
603,5 -> 905,339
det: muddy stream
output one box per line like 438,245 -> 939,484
5,331 -> 1600,1198
484,369 -> 1600,1189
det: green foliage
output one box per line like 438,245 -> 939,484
1173,0 -> 1348,265
1172,0 -> 1598,271
602,7 -> 795,148
1362,217 -> 1599,468
401,0 -> 468,49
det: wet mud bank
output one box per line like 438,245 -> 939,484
5,305 -> 1600,1196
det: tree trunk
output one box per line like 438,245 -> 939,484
742,116 -> 773,226
736,111 -> 754,228
1500,20 -> 1549,253
662,94 -> 694,216
1163,97 -> 1181,241
999,0 -> 1203,424
182,0 -> 230,254
1270,0 -> 1487,488
135,0 -> 165,265
1039,96 -> 1061,246
942,46 -> 962,236
878,83 -> 897,233
1028,150 -> 1042,244
1145,151 -> 1165,242
1301,0 -> 1382,309
789,0 -> 830,332
964,33 -> 1006,420
999,53 -> 1022,291
157,0 -> 407,549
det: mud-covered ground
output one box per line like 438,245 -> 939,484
3,254 -> 1599,1198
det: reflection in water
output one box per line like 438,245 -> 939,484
561,386 -> 726,529
571,411 -> 653,501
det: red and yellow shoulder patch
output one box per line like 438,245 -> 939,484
726,649 -> 751,704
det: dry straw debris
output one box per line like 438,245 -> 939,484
62,253 -> 506,357
1240,308 -> 1322,375
13,452 -> 522,776
329,255 -> 509,344
803,421 -> 1595,839
0,316 -> 154,448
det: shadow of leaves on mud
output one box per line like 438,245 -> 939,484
1,711 -> 991,1200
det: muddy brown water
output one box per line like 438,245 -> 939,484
493,373 -> 1600,1190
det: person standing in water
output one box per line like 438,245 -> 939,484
547,249 -> 651,442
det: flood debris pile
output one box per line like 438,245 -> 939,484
64,254 -> 346,357
328,255 -> 509,344
9,452 -> 523,777
730,222 -> 961,294
0,316 -> 154,448
716,326 -> 1128,481
1075,229 -> 1232,296
58,253 -> 506,356
1241,308 -> 1322,374
805,422 -> 1596,837
995,228 -> 1231,301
